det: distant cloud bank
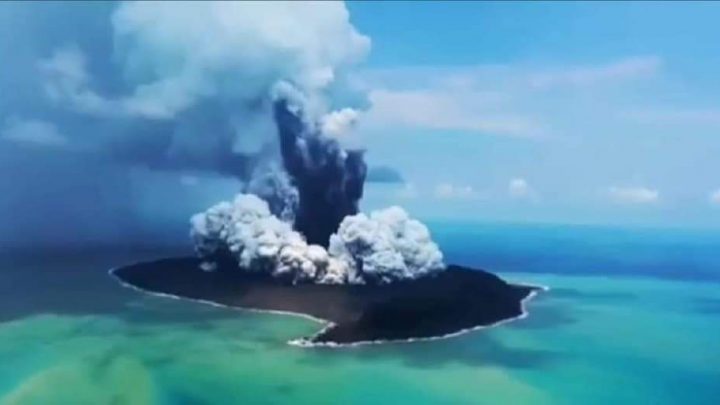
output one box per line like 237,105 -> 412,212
607,186 -> 659,204
528,56 -> 661,89
434,183 -> 478,200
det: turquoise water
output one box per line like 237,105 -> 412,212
0,224 -> 718,404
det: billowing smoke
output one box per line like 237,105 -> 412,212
191,194 -> 444,284
191,194 -> 350,283
328,207 -> 445,284
169,2 -> 448,284
36,1 -> 371,183
321,108 -> 360,138
109,2 -> 372,246
41,1 -> 448,283
0,1 -> 434,256
274,98 -> 367,246
243,164 -> 299,223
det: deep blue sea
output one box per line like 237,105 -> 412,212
432,221 -> 720,282
0,222 -> 718,404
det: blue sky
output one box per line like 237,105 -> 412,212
345,1 -> 720,226
0,1 -> 719,250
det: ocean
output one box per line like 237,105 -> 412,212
0,223 -> 718,404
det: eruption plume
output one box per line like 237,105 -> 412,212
37,1 -> 371,188
191,195 -> 444,285
191,194 -> 352,283
92,1 -> 448,284
0,0 -> 447,283
274,99 -> 367,246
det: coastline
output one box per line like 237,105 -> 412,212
109,260 -> 548,348
288,283 -> 547,349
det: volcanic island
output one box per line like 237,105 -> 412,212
112,258 -> 539,346
110,100 -> 542,347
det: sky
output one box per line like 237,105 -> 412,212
346,1 -> 720,226
0,1 -> 719,248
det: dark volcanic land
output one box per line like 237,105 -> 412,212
111,258 -> 539,345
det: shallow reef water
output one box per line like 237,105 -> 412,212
1,224 -> 719,404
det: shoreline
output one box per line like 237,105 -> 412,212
288,283 -> 547,348
109,259 -> 548,348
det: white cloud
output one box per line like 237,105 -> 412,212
321,108 -> 360,138
366,89 -> 545,138
113,1 -> 368,118
359,55 -> 661,139
1,118 -> 68,147
434,183 -> 478,200
508,178 -> 537,200
528,56 -> 661,89
38,44 -> 89,86
38,45 -> 118,117
40,2 -> 370,120
607,186 -> 659,204
710,189 -> 720,205
356,55 -> 661,92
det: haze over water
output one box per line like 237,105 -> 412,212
0,223 -> 718,404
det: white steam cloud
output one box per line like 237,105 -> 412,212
88,2 -> 447,284
39,1 -> 371,180
110,1 -> 370,119
190,194 -> 349,283
190,195 -> 445,284
328,207 -> 445,284
243,164 -> 299,222
321,108 -> 360,138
